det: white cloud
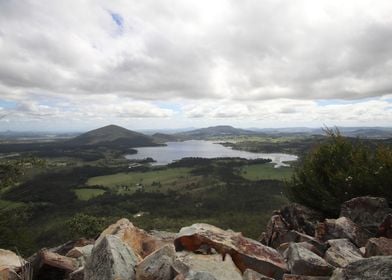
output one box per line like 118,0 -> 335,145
0,0 -> 392,129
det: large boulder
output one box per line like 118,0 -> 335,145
175,251 -> 242,280
324,239 -> 362,268
340,196 -> 392,234
316,217 -> 371,247
330,256 -> 392,280
260,215 -> 290,248
135,245 -> 176,280
84,235 -> 138,280
97,218 -> 166,260
365,237 -> 392,257
286,243 -> 334,277
0,249 -> 24,271
174,223 -> 288,279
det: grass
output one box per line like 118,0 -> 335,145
73,188 -> 106,200
86,167 -> 201,194
240,163 -> 293,181
0,199 -> 25,210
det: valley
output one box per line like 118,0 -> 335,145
0,124 -> 390,256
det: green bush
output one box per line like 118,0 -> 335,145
288,129 -> 392,216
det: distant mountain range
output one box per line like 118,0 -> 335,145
2,125 -> 392,144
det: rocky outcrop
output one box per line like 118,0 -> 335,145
2,196 -> 391,280
174,223 -> 288,279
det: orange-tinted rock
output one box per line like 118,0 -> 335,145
174,224 -> 288,279
283,274 -> 330,280
97,218 -> 166,259
365,237 -> 392,257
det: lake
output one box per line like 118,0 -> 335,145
125,140 -> 297,167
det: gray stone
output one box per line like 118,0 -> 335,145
340,196 -> 392,234
185,271 -> 217,280
330,256 -> 392,280
282,275 -> 330,280
175,251 -> 242,280
135,245 -> 176,280
84,235 -> 138,280
324,239 -> 363,268
316,217 -> 371,247
286,243 -> 334,276
243,268 -> 273,279
365,237 -> 392,257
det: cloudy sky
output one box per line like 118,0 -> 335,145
1,0 -> 392,131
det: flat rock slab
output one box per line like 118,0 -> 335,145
330,256 -> 392,280
325,239 -> 363,268
286,243 -> 334,276
175,251 -> 242,280
84,235 -> 138,280
365,237 -> 392,257
174,223 -> 287,279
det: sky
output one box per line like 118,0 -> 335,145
1,0 -> 392,132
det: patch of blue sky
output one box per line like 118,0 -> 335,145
0,99 -> 17,108
152,101 -> 181,113
316,97 -> 383,106
110,12 -> 124,28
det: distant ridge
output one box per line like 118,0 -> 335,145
176,125 -> 258,139
67,124 -> 156,147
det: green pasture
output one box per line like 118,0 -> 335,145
240,163 -> 293,181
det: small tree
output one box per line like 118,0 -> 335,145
288,128 -> 392,216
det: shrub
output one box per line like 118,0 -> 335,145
287,128 -> 392,216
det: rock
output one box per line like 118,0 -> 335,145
185,271 -> 218,280
365,237 -> 392,257
84,235 -> 138,280
286,243 -> 334,276
148,230 -> 177,243
282,275 -> 330,280
0,267 -> 20,280
175,251 -> 242,280
340,196 -> 392,234
324,239 -> 362,268
378,214 -> 392,238
0,249 -> 24,270
174,223 -> 287,279
66,244 -> 93,259
68,267 -> 84,280
330,256 -> 392,280
97,218 -> 165,260
280,203 -> 324,236
135,245 -> 176,280
242,268 -> 274,279
38,249 -> 79,272
260,215 -> 290,247
49,238 -> 94,256
316,217 -> 371,247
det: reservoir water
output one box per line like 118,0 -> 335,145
125,140 -> 297,167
